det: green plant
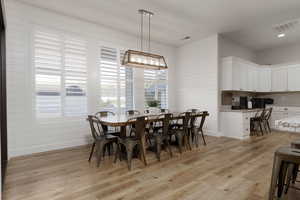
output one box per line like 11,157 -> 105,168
147,100 -> 159,107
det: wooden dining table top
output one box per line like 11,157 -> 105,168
97,111 -> 209,127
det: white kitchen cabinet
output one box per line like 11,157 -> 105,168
220,111 -> 257,139
288,65 -> 300,91
221,57 -> 251,91
257,67 -> 271,92
271,67 -> 288,92
247,65 -> 258,92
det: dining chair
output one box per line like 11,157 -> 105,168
95,111 -> 120,136
151,113 -> 173,161
251,109 -> 266,136
169,112 -> 192,153
114,116 -> 147,170
126,110 -> 140,115
87,115 -> 118,167
191,111 -> 208,146
263,108 -> 273,133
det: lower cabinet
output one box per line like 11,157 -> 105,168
220,111 -> 257,139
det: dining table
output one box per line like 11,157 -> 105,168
96,111 -> 209,165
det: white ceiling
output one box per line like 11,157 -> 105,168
16,0 -> 300,50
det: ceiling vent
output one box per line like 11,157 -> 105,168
273,19 -> 299,33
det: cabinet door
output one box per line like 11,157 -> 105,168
247,65 -> 258,92
271,68 -> 288,92
288,65 -> 300,91
232,61 -> 248,91
258,68 -> 271,92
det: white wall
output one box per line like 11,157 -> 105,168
6,0 -> 176,157
175,35 -> 220,136
256,42 -> 300,65
219,36 -> 257,62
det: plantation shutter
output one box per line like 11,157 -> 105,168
34,30 -> 62,118
144,69 -> 168,109
34,29 -> 87,118
64,37 -> 87,116
99,47 -> 133,113
99,46 -> 119,113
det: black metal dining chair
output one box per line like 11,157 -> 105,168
169,112 -> 192,153
114,116 -> 147,170
251,109 -> 266,136
263,108 -> 273,133
87,115 -> 118,167
151,113 -> 173,161
95,111 -> 120,136
190,111 -> 208,146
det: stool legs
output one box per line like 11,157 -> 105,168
269,155 -> 282,200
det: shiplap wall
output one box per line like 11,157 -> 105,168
175,35 -> 220,136
6,0 -> 176,157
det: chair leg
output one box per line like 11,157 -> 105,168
114,143 -> 120,163
164,139 -> 173,157
88,142 -> 95,162
269,156 -> 282,200
200,130 -> 207,146
97,142 -> 105,167
259,122 -> 264,136
267,121 -> 272,133
176,134 -> 183,154
126,148 -> 133,170
156,137 -> 162,161
184,134 -> 192,151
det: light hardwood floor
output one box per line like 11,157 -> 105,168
3,132 -> 300,200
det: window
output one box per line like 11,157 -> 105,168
99,46 -> 133,114
34,30 -> 87,118
144,69 -> 168,108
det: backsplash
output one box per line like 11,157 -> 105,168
257,92 -> 300,107
221,91 -> 300,107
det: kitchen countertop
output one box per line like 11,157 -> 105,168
220,108 -> 264,113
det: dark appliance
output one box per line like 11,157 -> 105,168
231,96 -> 248,110
251,98 -> 274,108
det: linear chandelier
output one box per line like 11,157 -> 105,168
122,9 -> 167,70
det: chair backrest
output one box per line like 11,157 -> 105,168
193,111 -> 208,132
87,115 -> 104,140
126,110 -> 140,115
265,107 -> 273,121
160,108 -> 169,113
95,111 -> 115,118
128,116 -> 145,139
162,113 -> 172,136
182,112 -> 191,133
187,108 -> 200,113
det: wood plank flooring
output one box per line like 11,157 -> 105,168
3,132 -> 300,200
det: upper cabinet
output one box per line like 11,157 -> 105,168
247,64 -> 258,92
221,57 -> 300,93
257,67 -> 271,92
288,65 -> 300,91
221,57 -> 257,92
271,67 -> 288,92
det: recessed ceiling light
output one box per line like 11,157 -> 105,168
277,33 -> 286,38
181,36 -> 191,40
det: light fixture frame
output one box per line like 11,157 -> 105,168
122,50 -> 167,70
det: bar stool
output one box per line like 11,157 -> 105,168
291,140 -> 300,184
269,146 -> 300,200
